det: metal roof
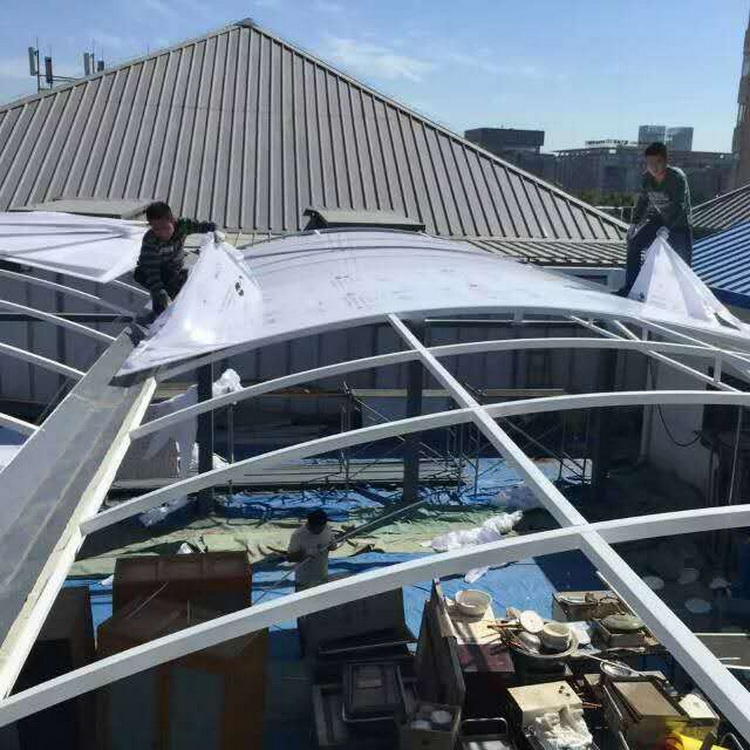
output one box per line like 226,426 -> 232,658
693,220 -> 750,308
17,197 -> 153,219
2,230 -> 750,735
692,182 -> 750,234
0,20 -> 625,244
467,237 -> 625,267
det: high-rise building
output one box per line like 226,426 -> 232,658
638,125 -> 666,145
732,11 -> 750,187
667,127 -> 694,151
464,127 -> 556,180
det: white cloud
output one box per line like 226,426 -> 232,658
314,0 -> 345,13
444,50 -> 563,81
324,37 -> 434,83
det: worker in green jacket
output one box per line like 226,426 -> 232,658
621,142 -> 692,294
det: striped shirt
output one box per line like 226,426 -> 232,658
136,218 -> 214,295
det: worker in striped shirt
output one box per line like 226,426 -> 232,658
134,201 -> 216,318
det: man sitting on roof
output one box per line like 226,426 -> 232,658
134,201 -> 216,318
620,142 -> 692,295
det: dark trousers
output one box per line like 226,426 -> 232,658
133,267 -> 188,315
624,221 -> 693,290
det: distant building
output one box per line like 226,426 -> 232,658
554,143 -> 733,204
638,125 -> 667,145
667,127 -> 694,151
638,124 -> 694,152
464,127 -> 556,181
732,11 -> 750,187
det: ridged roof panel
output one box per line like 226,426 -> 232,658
0,21 -> 626,241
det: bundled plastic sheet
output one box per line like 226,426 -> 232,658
0,211 -> 145,282
121,230 -> 750,375
629,235 -> 749,331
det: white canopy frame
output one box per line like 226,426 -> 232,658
5,254 -> 750,736
0,411 -> 37,436
132,330 -> 744,442
0,269 -> 136,318
0,299 -> 114,343
85,388 -> 750,533
0,341 -> 83,381
2,505 -> 750,732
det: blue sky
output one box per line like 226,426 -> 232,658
1,0 -> 747,152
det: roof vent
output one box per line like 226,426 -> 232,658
236,18 -> 256,29
303,207 -> 425,232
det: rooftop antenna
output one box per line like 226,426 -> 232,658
27,41 -> 79,91
28,44 -> 41,92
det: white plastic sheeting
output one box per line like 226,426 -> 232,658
629,235 -> 748,331
122,238 -> 259,373
427,510 -> 523,583
120,231 -> 750,375
138,369 -> 242,526
0,212 -> 145,283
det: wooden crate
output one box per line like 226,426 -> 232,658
113,552 -> 252,613
97,597 -> 267,750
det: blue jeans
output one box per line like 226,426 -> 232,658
625,222 -> 693,290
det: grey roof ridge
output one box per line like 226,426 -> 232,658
0,18 -> 627,236
693,180 -> 750,212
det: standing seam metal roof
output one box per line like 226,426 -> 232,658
692,182 -> 750,234
692,220 -> 750,307
0,20 -> 626,244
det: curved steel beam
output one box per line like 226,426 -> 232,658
153,301 -> 750,382
86,389 -> 750,534
131,349 -> 417,440
110,279 -> 149,299
132,336 -> 724,441
0,412 -> 37,437
5,503 -> 750,734
0,341 -> 84,380
0,300 -> 114,343
0,269 -> 134,317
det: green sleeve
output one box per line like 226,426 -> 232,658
659,172 -> 689,228
176,218 -> 216,237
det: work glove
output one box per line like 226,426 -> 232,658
154,289 -> 171,315
213,230 -> 226,244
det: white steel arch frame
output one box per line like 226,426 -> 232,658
5,304 -> 750,737
0,341 -> 84,381
0,411 -> 37,436
0,299 -> 114,343
154,303 -> 750,382
0,268 -> 135,318
132,336 -> 739,442
3,506 -> 750,731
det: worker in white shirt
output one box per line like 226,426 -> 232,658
287,509 -> 337,591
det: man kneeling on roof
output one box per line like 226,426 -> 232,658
287,509 -> 338,591
134,201 -> 216,318
619,142 -> 692,296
